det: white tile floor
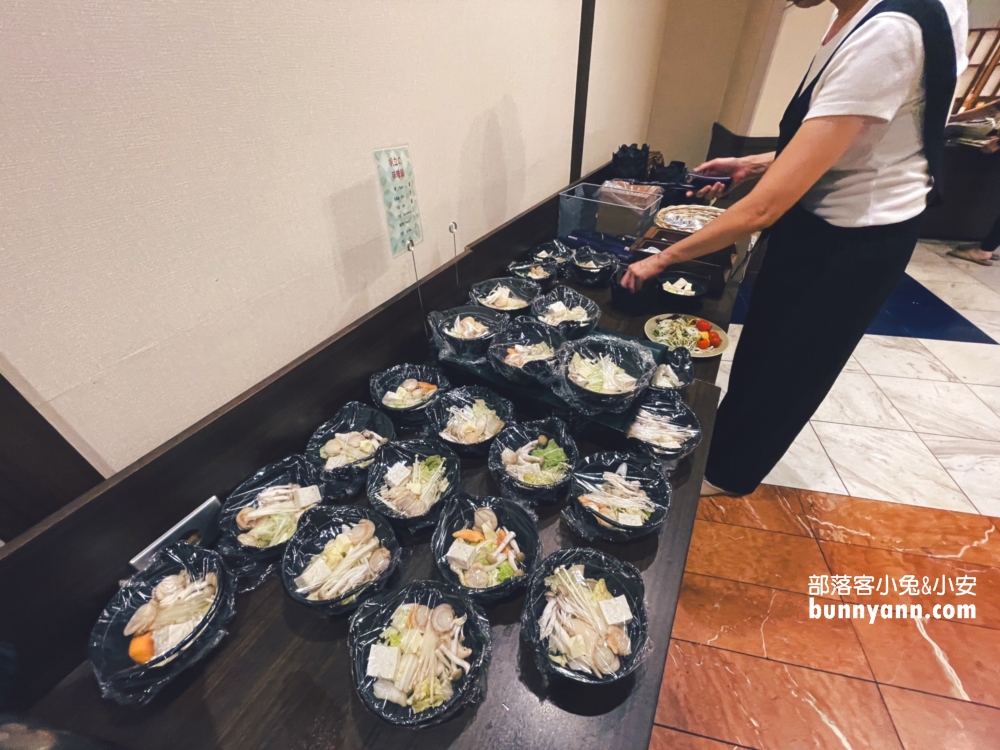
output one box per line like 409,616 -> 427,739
717,241 -> 1000,514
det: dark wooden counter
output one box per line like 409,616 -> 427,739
13,168 -> 752,750
30,380 -> 716,750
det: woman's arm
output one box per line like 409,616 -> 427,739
621,115 -> 875,291
689,151 -> 775,200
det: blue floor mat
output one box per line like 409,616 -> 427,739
730,273 -> 997,344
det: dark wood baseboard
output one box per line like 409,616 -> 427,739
0,376 -> 103,540
706,122 -> 778,161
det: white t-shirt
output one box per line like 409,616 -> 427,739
798,0 -> 968,227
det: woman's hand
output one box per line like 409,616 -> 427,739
620,256 -> 664,292
687,153 -> 774,200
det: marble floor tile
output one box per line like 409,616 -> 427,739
811,422 -> 975,512
959,310 -> 1000,343
763,423 -> 849,496
945,254 -> 1000,291
649,726 -> 747,750
920,435 -> 1000,516
854,617 -> 1000,707
880,685 -> 1000,750
919,339 -> 1000,386
684,520 -> 829,595
672,573 -> 872,679
715,359 -> 731,401
871,376 -> 1000,440
813,372 -> 911,431
852,335 -> 959,382
799,492 -> 1000,568
842,355 -> 865,374
970,384 -> 1000,418
722,323 -> 741,362
697,485 -> 814,537
820,541 -> 1000,630
919,280 -> 1000,312
906,258 -> 976,283
655,641 -> 903,750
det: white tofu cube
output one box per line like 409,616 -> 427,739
366,644 -> 400,680
385,461 -> 411,488
294,557 -> 332,591
446,540 -> 478,570
617,513 -> 644,527
599,595 -> 633,625
293,485 -> 322,508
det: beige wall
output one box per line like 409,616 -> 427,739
747,2 -> 835,136
582,0 -> 670,174
645,0 -> 752,165
0,1 -> 670,476
969,0 -> 1000,27
718,0 -> 787,136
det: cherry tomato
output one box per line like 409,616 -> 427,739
696,339 -> 711,350
709,332 -> 722,347
696,319 -> 712,332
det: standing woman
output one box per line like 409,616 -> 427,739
622,0 -> 968,495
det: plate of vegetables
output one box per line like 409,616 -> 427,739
644,314 -> 728,357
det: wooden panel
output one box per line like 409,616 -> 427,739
0,374 -> 104,540
570,0 -> 597,182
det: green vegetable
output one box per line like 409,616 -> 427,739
495,561 -> 515,584
530,440 -> 567,471
419,455 -> 444,483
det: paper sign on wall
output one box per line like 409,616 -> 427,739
374,146 -> 423,257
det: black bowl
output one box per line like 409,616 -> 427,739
521,547 -> 648,685
565,451 -> 671,542
530,286 -> 600,340
610,265 -> 655,316
469,277 -> 541,316
282,505 -> 401,616
428,306 -> 507,363
89,543 -> 236,705
569,248 -> 618,288
487,317 -> 565,386
648,347 -> 695,392
507,260 -> 558,291
216,455 -> 324,592
558,335 -> 655,415
305,402 -> 396,501
626,391 -> 703,469
487,417 -> 578,505
425,385 -> 515,458
528,240 -> 575,277
349,580 -> 492,727
370,364 -> 450,426
431,494 -> 541,604
366,438 -> 461,532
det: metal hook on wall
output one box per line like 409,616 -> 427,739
407,239 -> 429,336
448,221 -> 460,286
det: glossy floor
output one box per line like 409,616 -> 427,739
653,241 -> 1000,749
652,487 -> 1000,750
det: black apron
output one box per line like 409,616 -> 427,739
704,0 -> 957,495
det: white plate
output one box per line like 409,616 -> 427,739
644,314 -> 729,358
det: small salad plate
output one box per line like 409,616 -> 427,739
644,314 -> 728,358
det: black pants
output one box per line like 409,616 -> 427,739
981,213 -> 1000,252
704,205 -> 924,495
